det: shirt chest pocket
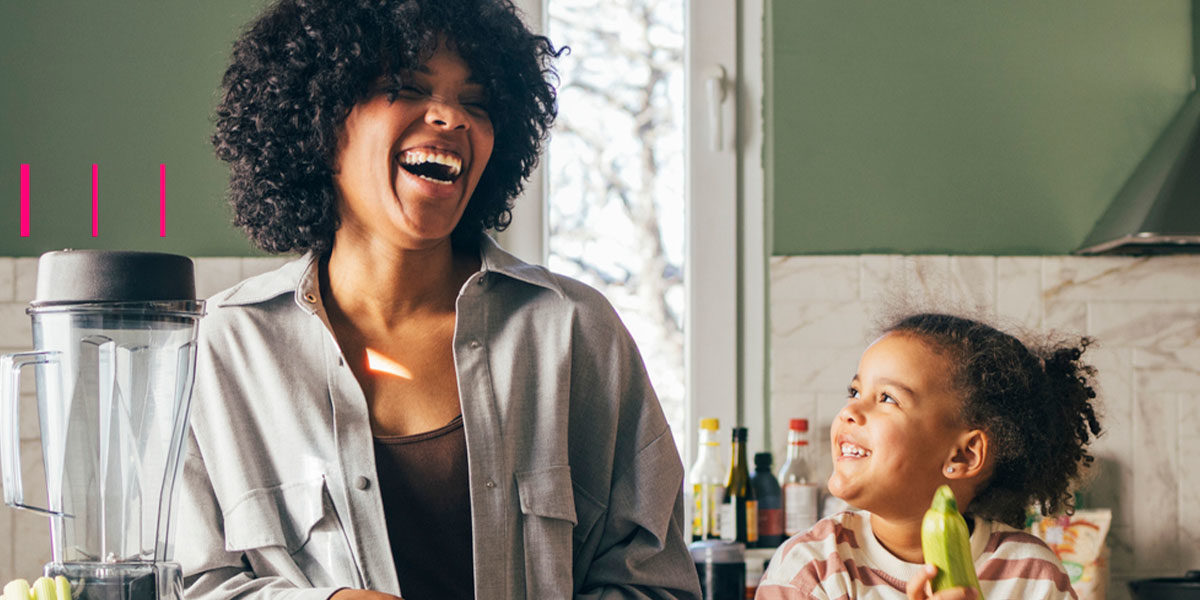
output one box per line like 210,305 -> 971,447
516,466 -> 606,598
223,476 -> 357,587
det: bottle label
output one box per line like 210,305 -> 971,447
692,483 -> 723,539
758,507 -> 784,540
745,500 -> 758,543
719,502 -> 735,541
783,482 -> 818,535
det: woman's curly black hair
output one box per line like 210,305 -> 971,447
887,313 -> 1103,528
212,0 -> 561,254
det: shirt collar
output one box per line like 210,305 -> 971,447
215,234 -> 564,310
477,234 -> 564,298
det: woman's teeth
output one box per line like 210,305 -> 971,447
840,443 -> 871,458
398,149 -> 463,184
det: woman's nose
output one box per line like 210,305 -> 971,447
425,98 -> 469,130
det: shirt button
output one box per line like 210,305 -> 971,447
354,476 -> 371,490
469,340 -> 482,349
303,292 -> 318,304
485,479 -> 496,489
477,275 -> 486,286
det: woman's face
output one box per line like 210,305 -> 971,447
332,43 -> 494,251
827,332 -> 966,519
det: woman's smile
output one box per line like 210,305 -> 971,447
334,42 -> 495,249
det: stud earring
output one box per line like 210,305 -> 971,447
945,466 -> 955,474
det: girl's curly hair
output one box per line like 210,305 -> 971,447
213,0 -> 562,254
887,313 -> 1102,528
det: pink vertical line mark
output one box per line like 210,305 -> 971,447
92,164 -> 99,237
20,164 -> 30,237
159,164 -> 166,237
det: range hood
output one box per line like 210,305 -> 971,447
1075,92 -> 1200,255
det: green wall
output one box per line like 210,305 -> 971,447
768,2 -> 1193,255
1,1 -> 270,256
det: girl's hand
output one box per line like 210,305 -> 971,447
906,564 -> 979,600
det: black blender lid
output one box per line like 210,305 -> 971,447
32,250 -> 197,306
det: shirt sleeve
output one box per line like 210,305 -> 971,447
568,300 -> 701,600
177,431 -> 342,600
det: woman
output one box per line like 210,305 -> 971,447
177,1 -> 700,599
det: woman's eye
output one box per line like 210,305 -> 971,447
380,85 -> 424,101
394,86 -> 425,99
462,99 -> 490,115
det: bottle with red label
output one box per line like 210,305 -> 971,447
777,418 -> 819,537
751,451 -> 783,548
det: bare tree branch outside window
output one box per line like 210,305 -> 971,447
548,0 -> 686,450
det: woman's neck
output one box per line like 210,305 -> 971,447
322,236 -> 479,325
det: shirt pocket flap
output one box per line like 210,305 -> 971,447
223,476 -> 328,553
515,466 -> 577,525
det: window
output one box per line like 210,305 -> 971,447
502,0 -> 765,468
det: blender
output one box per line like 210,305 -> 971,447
0,250 -> 205,600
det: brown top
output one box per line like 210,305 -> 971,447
373,414 -> 474,600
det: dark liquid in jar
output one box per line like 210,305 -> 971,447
694,561 -> 745,600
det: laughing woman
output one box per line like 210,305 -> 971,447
177,1 -> 700,599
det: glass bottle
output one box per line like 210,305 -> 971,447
751,451 -> 783,547
719,427 -> 757,545
689,417 -> 725,541
777,418 -> 819,536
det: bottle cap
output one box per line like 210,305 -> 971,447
754,452 -> 773,469
789,418 -> 809,432
699,418 -> 719,431
731,427 -> 748,442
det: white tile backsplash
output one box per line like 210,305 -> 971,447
772,254 -> 1200,586
1131,391 -> 1180,574
995,257 -> 1043,329
770,256 -> 859,302
13,259 -> 37,304
0,260 -> 14,303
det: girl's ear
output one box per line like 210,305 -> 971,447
944,429 -> 989,480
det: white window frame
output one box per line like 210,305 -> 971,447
500,0 -> 768,470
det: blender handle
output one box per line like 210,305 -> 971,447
0,350 -> 61,515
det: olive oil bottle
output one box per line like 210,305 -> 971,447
719,427 -> 757,545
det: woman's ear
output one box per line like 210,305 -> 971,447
944,429 -> 989,480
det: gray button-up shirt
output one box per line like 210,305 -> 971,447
177,236 -> 701,600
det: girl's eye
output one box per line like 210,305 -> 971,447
846,386 -> 860,400
879,393 -> 898,405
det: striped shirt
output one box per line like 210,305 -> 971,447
757,510 -> 1076,599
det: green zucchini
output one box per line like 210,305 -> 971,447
921,485 -> 984,598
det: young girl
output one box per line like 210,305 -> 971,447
757,313 -> 1102,600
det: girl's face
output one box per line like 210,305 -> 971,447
828,332 -> 968,519
332,42 -> 495,251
